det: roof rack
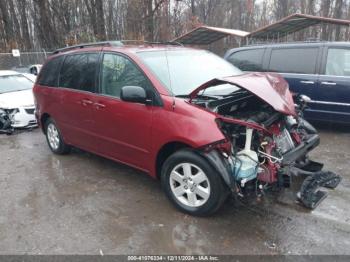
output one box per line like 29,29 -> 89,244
53,41 -> 123,54
109,39 -> 183,46
53,40 -> 183,54
245,39 -> 329,47
144,41 -> 183,46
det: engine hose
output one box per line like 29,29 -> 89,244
258,149 -> 283,163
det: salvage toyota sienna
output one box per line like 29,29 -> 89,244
33,41 -> 341,216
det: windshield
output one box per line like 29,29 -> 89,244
137,49 -> 242,96
0,75 -> 33,94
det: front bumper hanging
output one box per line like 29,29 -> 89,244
298,171 -> 342,209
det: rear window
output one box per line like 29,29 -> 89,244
59,53 -> 99,92
269,48 -> 318,74
38,56 -> 64,87
227,49 -> 265,71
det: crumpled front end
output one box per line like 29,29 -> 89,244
10,106 -> 37,128
191,74 -> 341,209
0,106 -> 37,134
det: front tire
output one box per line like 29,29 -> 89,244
161,149 -> 227,216
45,118 -> 71,154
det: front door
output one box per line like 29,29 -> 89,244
266,46 -> 321,119
270,46 -> 320,92
91,52 -> 155,171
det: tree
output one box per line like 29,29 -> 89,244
1,0 -> 350,52
334,0 -> 344,40
84,0 -> 107,41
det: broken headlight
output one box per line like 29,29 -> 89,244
5,108 -> 19,120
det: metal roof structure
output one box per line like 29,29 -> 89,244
172,13 -> 350,45
172,26 -> 249,45
248,13 -> 350,39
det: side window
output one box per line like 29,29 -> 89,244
59,53 -> 99,92
325,48 -> 350,76
101,53 -> 151,98
37,56 -> 64,87
227,49 -> 265,71
269,48 -> 318,74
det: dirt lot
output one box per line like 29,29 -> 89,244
0,124 -> 349,255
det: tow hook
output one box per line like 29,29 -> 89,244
298,171 -> 342,209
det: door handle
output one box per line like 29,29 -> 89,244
94,102 -> 106,109
321,81 -> 337,86
300,80 -> 315,84
81,99 -> 93,106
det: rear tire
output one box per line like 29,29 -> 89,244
161,149 -> 227,216
45,118 -> 70,154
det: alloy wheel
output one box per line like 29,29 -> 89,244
47,123 -> 60,150
169,163 -> 211,207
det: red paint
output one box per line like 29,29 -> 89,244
291,131 -> 302,144
34,45 -> 297,179
217,115 -> 271,135
268,123 -> 282,135
190,72 -> 296,116
34,46 -> 227,177
258,141 -> 278,184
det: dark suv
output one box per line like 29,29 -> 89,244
34,41 -> 340,216
225,42 -> 350,124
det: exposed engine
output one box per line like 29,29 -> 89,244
193,91 -> 341,209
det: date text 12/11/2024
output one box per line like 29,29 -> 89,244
127,255 -> 219,261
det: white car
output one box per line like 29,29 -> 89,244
22,72 -> 37,82
0,70 -> 37,128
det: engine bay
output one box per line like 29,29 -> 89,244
192,89 -> 342,209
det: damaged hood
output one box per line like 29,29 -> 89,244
0,89 -> 34,109
189,72 -> 296,116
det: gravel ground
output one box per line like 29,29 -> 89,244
0,123 -> 349,255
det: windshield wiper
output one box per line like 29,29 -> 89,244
175,94 -> 220,100
222,90 -> 248,97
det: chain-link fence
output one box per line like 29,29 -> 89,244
0,51 -> 52,72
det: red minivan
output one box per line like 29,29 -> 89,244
33,41 -> 340,216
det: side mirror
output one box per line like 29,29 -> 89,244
120,86 -> 150,104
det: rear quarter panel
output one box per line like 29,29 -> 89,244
33,85 -> 71,141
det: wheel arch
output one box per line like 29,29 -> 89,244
40,113 -> 51,134
155,141 -> 192,179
